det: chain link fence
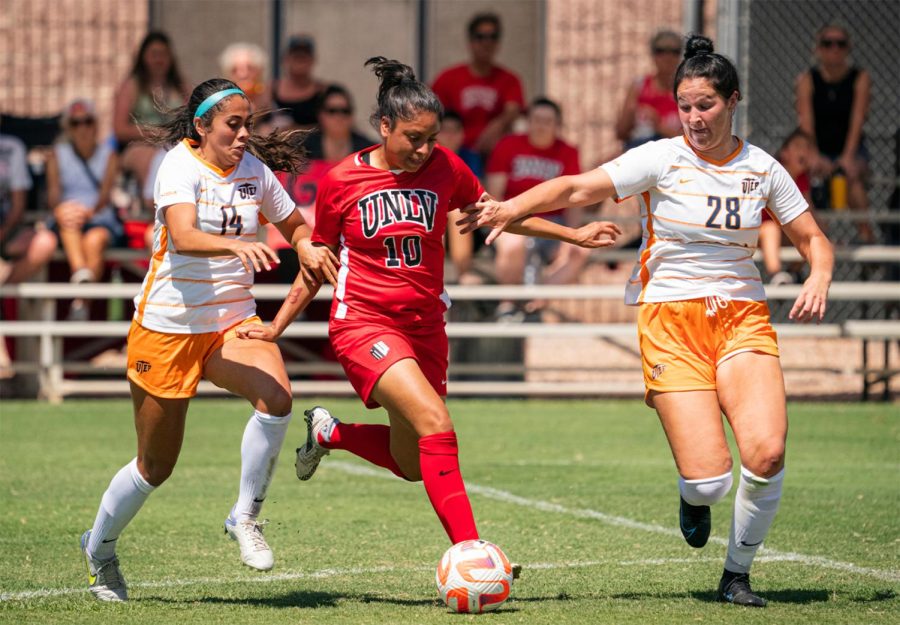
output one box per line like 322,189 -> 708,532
735,0 -> 899,321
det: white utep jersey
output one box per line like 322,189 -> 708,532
601,137 -> 808,305
134,139 -> 294,333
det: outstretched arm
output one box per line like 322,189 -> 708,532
506,216 -> 622,248
236,267 -> 323,341
457,168 -> 619,244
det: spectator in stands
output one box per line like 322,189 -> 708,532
269,84 -> 372,280
219,42 -> 272,114
432,12 -> 525,162
437,111 -> 485,283
615,30 -> 683,149
795,23 -> 871,225
113,31 -> 189,192
486,97 -> 585,319
760,129 -> 815,285
269,35 -> 327,130
0,133 -> 57,285
46,100 -> 121,320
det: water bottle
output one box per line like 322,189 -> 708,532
830,168 -> 847,211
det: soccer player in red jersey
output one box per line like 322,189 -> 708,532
242,57 -> 621,546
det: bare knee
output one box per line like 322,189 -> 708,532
744,439 -> 785,477
255,386 -> 292,417
137,455 -> 176,487
412,403 -> 453,436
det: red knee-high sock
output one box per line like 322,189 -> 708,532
319,422 -> 405,478
418,431 -> 479,543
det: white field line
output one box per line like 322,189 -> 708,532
330,461 -> 900,584
3,461 -> 897,603
0,555 -> 805,602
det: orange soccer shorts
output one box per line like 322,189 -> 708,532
126,316 -> 262,399
638,299 -> 779,394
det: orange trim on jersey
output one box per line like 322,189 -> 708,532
763,205 -> 781,225
682,135 -> 744,166
153,276 -> 253,287
669,164 -> 769,176
663,189 -> 768,202
217,176 -> 259,184
182,138 -> 236,177
630,273 -> 761,283
135,226 -> 169,324
144,295 -> 255,309
653,212 -> 762,231
637,192 -> 655,303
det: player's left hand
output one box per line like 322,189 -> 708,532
235,322 -> 279,342
570,221 -> 623,248
297,239 -> 339,287
789,273 -> 830,323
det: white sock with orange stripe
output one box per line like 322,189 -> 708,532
233,410 -> 291,521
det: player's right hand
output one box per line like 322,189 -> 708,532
235,322 -> 279,342
230,240 -> 280,273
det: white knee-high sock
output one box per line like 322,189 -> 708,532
725,466 -> 785,573
233,410 -> 291,521
87,458 -> 155,561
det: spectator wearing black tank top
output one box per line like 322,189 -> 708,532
270,35 -> 327,130
795,23 -> 871,221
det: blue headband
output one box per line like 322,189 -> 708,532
193,88 -> 245,119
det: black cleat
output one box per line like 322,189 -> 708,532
679,496 -> 711,548
718,569 -> 766,607
511,563 -> 522,580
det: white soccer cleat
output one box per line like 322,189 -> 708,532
224,515 -> 274,571
80,530 -> 128,602
295,406 -> 338,481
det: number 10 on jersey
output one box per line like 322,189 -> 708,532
383,235 -> 422,268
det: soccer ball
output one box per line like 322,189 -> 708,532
435,539 -> 513,613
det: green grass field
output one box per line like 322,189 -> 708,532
0,398 -> 897,624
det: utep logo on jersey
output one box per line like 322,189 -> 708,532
358,189 -> 439,238
135,360 -> 152,374
237,182 -> 257,200
741,177 -> 761,194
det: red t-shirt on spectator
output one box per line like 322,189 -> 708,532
431,63 -> 525,149
487,133 -> 580,218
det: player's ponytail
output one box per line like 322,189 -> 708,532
143,77 -> 309,174
674,34 -> 742,103
365,56 -> 443,130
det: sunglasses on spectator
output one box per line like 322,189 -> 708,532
322,107 -> 352,116
819,38 -> 848,49
69,117 -> 95,127
471,32 -> 500,42
653,47 -> 682,55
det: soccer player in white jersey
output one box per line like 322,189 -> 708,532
79,78 -> 338,602
461,35 -> 834,607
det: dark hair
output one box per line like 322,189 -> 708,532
364,57 -> 443,130
143,78 -> 309,174
650,29 -> 682,52
131,31 -> 186,95
778,128 -> 813,153
467,12 -> 501,38
442,110 -> 464,125
816,22 -> 850,42
674,35 -> 742,102
529,97 -> 562,122
316,83 -> 354,115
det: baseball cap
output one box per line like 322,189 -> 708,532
286,34 -> 315,55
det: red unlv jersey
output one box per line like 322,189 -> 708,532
313,144 -> 483,325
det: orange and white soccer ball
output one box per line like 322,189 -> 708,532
435,539 -> 513,613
